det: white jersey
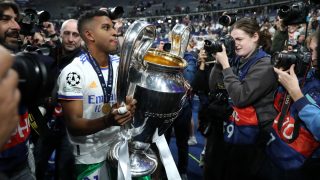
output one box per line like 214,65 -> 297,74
57,51 -> 120,164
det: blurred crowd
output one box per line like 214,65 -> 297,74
0,0 -> 320,180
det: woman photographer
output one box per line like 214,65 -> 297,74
212,18 -> 279,179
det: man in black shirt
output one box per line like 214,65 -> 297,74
35,19 -> 82,180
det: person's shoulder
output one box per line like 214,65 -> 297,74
59,55 -> 86,76
184,51 -> 198,61
254,56 -> 272,68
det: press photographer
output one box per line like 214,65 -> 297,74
19,8 -> 59,57
0,1 -> 58,179
197,11 -> 237,140
271,0 -> 313,78
270,1 -> 310,54
12,7 -> 57,107
265,1 -> 320,179
19,8 -> 50,37
193,12 -> 238,180
205,16 -> 279,179
269,31 -> 320,180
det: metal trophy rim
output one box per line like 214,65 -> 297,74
144,48 -> 188,70
117,20 -> 156,104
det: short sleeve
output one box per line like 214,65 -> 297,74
57,64 -> 84,100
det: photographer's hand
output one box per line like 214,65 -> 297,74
198,49 -> 207,70
274,65 -> 304,101
42,21 -> 56,36
213,45 -> 230,69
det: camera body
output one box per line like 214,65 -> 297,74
204,35 -> 235,58
273,48 -> 311,77
278,1 -> 309,26
19,8 -> 51,36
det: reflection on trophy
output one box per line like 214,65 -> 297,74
106,20 -> 190,179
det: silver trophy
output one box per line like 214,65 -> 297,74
107,20 -> 190,178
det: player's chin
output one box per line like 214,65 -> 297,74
109,46 -> 118,52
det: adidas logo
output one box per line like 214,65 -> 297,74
89,81 -> 97,88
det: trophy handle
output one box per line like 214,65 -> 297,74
117,20 -> 156,104
170,24 -> 191,58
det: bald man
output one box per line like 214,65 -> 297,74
58,19 -> 82,70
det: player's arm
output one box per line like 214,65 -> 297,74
60,99 -> 108,136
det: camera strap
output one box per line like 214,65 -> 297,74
28,105 -> 52,136
86,52 -> 113,104
277,70 -> 310,143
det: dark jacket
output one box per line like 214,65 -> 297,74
222,51 -> 278,129
57,47 -> 82,72
271,29 -> 288,54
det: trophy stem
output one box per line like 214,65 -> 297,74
120,122 -> 132,140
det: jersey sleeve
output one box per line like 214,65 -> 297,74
57,63 -> 84,100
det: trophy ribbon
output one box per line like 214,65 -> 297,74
117,137 -> 131,180
152,128 -> 181,180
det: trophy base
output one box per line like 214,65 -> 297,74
107,141 -> 158,177
130,141 -> 158,177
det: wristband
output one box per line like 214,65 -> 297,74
117,106 -> 128,114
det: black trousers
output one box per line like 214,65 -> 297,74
35,133 -> 75,180
165,102 -> 192,174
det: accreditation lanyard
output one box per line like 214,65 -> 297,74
87,52 -> 113,104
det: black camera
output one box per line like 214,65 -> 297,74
273,49 -> 311,77
218,12 -> 237,26
12,52 -> 56,106
278,1 -> 309,26
24,44 -> 51,56
107,6 -> 124,20
204,35 -> 235,58
19,8 -> 51,36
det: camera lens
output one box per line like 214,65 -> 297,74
204,39 -> 212,47
219,15 -> 231,26
203,40 -> 213,55
218,14 -> 236,26
12,52 -> 56,106
273,52 -> 297,70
